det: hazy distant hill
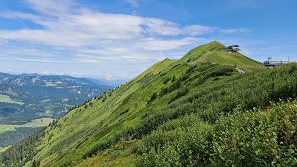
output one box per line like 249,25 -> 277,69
0,73 -> 113,124
84,77 -> 127,87
2,41 -> 297,167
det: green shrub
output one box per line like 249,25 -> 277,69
212,100 -> 297,166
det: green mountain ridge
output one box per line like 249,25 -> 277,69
1,41 -> 297,167
181,41 -> 261,68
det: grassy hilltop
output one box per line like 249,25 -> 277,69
1,41 -> 297,167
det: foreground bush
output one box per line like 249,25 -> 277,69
137,100 -> 297,166
212,100 -> 297,166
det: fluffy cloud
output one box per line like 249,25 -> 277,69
24,0 -> 75,16
139,37 -> 201,51
0,0 -> 249,80
219,28 -> 250,34
0,1 -> 215,47
183,25 -> 214,36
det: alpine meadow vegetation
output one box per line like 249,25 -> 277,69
1,41 -> 297,167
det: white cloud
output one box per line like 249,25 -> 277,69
24,0 -> 75,16
42,71 -> 50,75
220,28 -> 250,34
139,37 -> 201,51
0,0 -> 250,80
0,3 -> 216,46
0,11 -> 39,20
183,25 -> 214,36
142,18 -> 180,36
0,39 -> 5,44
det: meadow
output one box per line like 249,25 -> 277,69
0,94 -> 24,105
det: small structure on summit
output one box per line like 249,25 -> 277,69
226,45 -> 240,52
263,57 -> 291,68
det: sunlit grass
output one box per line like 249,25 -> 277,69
0,94 -> 24,105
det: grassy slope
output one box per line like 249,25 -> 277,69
0,94 -> 24,105
21,41 -> 215,165
76,62 -> 297,166
25,42 -> 286,166
0,125 -> 17,134
27,59 -> 180,166
181,41 -> 261,71
21,58 -> 177,166
199,51 -> 260,66
0,147 -> 9,153
0,118 -> 53,134
3,41 -> 297,166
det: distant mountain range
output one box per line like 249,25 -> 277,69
84,77 -> 127,87
0,73 -> 113,124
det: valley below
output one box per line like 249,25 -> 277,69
0,73 -> 113,151
0,118 -> 53,152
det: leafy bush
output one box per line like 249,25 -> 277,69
137,115 -> 213,166
137,100 -> 297,166
212,100 -> 297,166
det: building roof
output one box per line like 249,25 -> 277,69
226,45 -> 240,52
227,45 -> 239,48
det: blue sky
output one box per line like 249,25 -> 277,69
0,0 -> 296,81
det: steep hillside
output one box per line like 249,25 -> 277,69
1,41 -> 297,167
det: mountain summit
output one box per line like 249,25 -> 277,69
1,41 -> 297,167
181,41 -> 260,67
